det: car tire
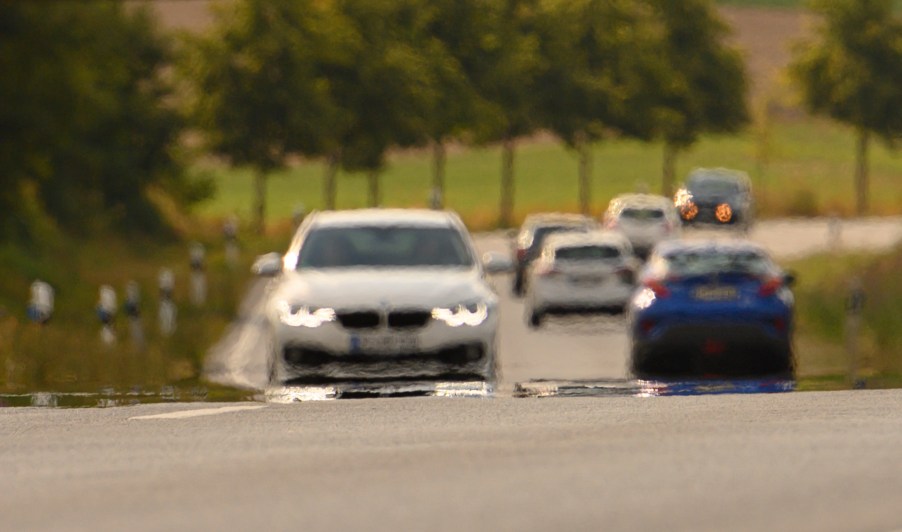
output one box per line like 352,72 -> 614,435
528,311 -> 543,329
513,276 -> 525,297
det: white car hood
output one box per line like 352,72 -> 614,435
270,268 -> 495,310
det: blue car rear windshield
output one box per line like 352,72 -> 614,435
297,226 -> 474,269
660,249 -> 772,277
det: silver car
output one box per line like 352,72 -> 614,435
603,193 -> 681,259
525,231 -> 639,328
253,209 -> 507,386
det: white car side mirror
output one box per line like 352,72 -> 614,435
252,252 -> 283,277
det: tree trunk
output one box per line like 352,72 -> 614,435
855,128 -> 869,216
431,140 -> 446,210
576,132 -> 592,215
253,168 -> 267,235
323,152 -> 339,210
662,142 -> 678,198
368,170 -> 380,208
500,135 -> 515,228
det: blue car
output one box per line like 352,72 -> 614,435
627,239 -> 795,378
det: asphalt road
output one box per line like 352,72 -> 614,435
5,216 -> 902,531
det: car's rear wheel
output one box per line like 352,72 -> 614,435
528,311 -> 543,329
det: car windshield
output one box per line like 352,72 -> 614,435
620,208 -> 665,221
688,179 -> 742,196
297,225 -> 474,269
555,245 -> 621,261
660,249 -> 773,278
529,224 -> 588,250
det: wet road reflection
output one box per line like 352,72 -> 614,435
514,377 -> 795,398
264,380 -> 493,402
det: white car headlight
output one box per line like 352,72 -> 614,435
431,301 -> 489,327
276,301 -> 336,328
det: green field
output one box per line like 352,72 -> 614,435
196,117 -> 902,231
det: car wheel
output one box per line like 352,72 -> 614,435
528,311 -> 543,329
513,276 -> 525,297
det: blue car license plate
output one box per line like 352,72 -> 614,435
693,285 -> 738,301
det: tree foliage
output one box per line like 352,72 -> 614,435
790,0 -> 902,214
0,2 -> 194,241
182,0 -> 346,231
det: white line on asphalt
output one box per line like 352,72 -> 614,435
129,405 -> 267,420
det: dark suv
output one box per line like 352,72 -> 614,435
674,168 -> 753,231
511,213 -> 598,296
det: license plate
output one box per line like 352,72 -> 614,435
349,333 -> 419,354
693,285 -> 738,301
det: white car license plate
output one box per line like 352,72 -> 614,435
569,275 -> 604,285
693,285 -> 738,301
350,333 -> 419,354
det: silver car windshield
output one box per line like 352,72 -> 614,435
620,208 -> 665,221
296,226 -> 474,269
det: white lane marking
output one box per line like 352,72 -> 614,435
129,405 -> 266,420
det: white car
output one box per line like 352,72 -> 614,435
525,231 -> 639,328
253,209 -> 508,386
603,193 -> 681,259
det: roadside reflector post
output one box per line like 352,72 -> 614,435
158,268 -> 177,337
189,242 -> 207,307
844,277 -> 866,389
27,280 -> 54,325
223,216 -> 240,269
124,280 -> 144,351
97,285 -> 117,346
828,214 -> 842,252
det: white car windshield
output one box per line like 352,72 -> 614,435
555,245 -> 622,261
296,226 -> 474,269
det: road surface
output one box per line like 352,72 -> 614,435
4,216 -> 902,531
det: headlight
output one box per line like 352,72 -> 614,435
431,301 -> 489,327
276,301 -> 336,327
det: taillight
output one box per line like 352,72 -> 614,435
606,219 -> 619,230
758,277 -> 782,296
643,279 -> 670,297
516,248 -> 527,262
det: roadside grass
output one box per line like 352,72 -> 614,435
194,117 -> 902,231
787,247 -> 902,382
0,230 -> 276,397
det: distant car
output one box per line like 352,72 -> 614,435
525,231 -> 639,328
674,168 -> 753,230
603,193 -> 681,259
511,213 -> 598,297
253,209 -> 509,386
627,239 -> 795,378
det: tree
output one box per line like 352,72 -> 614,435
0,3 -> 192,240
183,0 -> 341,232
790,0 -> 902,215
438,0 -> 544,227
332,0 -> 442,208
424,0 -> 495,210
535,0 -> 663,215
645,0 -> 749,197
